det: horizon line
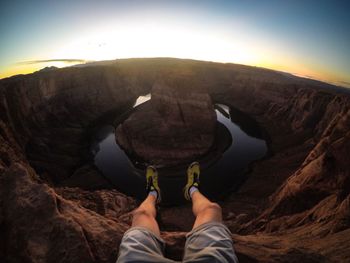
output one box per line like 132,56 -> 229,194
2,56 -> 349,89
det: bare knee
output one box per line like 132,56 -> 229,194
131,207 -> 160,236
200,202 -> 222,215
193,202 -> 222,229
207,202 -> 222,213
132,207 -> 153,219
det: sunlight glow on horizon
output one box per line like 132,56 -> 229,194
0,23 -> 328,85
1,18 -> 264,79
0,54 -> 345,88
1,2 -> 349,88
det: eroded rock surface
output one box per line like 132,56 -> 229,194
0,163 -> 135,263
115,83 -> 217,166
1,58 -> 350,262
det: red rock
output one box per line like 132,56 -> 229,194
115,83 -> 217,166
0,163 -> 134,263
1,58 -> 350,262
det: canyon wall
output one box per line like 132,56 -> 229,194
0,58 -> 349,262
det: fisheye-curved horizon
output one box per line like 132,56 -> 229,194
1,0 -> 349,87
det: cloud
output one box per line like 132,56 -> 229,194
338,80 -> 350,86
336,80 -> 350,89
16,59 -> 90,65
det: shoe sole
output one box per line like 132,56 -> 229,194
184,162 -> 200,200
146,166 -> 161,203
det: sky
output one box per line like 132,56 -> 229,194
1,0 -> 349,87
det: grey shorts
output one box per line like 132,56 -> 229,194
117,222 -> 238,263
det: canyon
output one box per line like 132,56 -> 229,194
0,58 -> 349,262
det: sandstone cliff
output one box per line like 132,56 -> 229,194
1,58 -> 349,262
115,83 -> 217,166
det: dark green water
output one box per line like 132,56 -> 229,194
91,96 -> 268,205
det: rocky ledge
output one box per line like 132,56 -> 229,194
1,58 -> 350,262
115,83 -> 217,166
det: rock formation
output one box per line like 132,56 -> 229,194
115,83 -> 217,166
1,58 -> 350,262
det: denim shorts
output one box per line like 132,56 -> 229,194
117,222 -> 238,263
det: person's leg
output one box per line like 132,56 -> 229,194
131,165 -> 161,237
191,190 -> 222,229
183,162 -> 222,229
132,194 -> 160,237
117,166 -> 170,263
182,163 -> 238,262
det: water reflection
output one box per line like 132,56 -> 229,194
91,100 -> 268,204
91,125 -> 146,197
133,94 -> 151,107
201,104 -> 267,199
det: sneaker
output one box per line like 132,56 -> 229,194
183,162 -> 200,200
146,165 -> 161,203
